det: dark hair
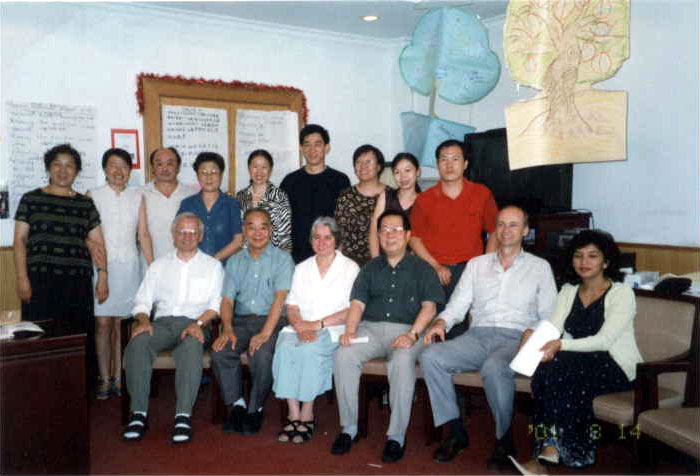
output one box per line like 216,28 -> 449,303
193,152 -> 225,173
499,203 -> 529,227
377,209 -> 411,232
435,139 -> 466,160
391,152 -> 421,192
243,207 -> 272,224
44,143 -> 82,173
563,229 -> 623,284
149,147 -> 182,166
247,149 -> 274,168
352,144 -> 385,175
299,124 -> 330,145
101,148 -> 132,169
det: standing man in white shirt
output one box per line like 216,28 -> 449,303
142,147 -> 197,260
122,212 -> 224,444
420,205 -> 557,471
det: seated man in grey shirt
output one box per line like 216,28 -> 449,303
420,205 -> 557,472
331,210 -> 444,463
211,208 -> 295,436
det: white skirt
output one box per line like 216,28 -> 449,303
94,259 -> 140,317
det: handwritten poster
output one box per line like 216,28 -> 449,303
162,105 -> 229,191
234,109 -> 299,192
4,101 -> 98,219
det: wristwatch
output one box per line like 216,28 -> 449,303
196,320 -> 204,327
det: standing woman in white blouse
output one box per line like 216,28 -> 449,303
88,148 -> 154,400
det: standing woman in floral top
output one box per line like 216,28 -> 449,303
334,144 -> 386,266
236,149 -> 293,252
14,143 -> 108,338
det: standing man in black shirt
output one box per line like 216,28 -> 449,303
281,124 -> 350,263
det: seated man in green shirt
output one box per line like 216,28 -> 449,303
211,208 -> 294,435
331,210 -> 445,463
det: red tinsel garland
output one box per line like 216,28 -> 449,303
135,73 -> 308,123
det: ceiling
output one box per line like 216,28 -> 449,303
150,1 -> 509,39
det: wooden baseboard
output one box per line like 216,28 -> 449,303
617,243 -> 699,276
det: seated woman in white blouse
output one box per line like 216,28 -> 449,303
272,216 -> 360,444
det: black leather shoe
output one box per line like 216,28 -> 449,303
223,405 -> 246,434
433,436 -> 469,463
381,439 -> 406,463
486,441 -> 516,472
330,432 -> 358,455
241,410 -> 264,435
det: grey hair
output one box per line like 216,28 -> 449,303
309,216 -> 341,248
171,212 -> 204,236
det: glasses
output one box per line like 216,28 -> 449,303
379,225 -> 405,234
198,169 -> 220,176
177,229 -> 200,236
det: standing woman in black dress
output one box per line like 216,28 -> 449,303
512,230 -> 643,474
14,143 -> 108,336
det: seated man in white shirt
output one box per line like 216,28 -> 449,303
419,205 -> 557,471
122,212 -> 224,444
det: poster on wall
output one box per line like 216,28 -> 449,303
161,105 -> 229,191
4,102 -> 98,217
234,109 -> 299,192
110,129 -> 141,169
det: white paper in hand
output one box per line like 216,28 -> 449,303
509,320 -> 560,377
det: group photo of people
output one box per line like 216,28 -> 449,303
14,123 -> 643,475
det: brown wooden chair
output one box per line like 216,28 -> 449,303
119,317 -> 224,425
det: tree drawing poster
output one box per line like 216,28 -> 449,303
503,0 -> 630,170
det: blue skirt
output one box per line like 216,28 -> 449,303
272,329 -> 338,402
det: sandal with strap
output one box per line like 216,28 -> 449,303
172,415 -> 193,444
123,413 -> 148,441
278,419 -> 300,443
292,419 -> 316,444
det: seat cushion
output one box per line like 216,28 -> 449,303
153,349 -> 212,369
639,407 -> 700,459
593,386 -> 684,426
452,371 -> 532,394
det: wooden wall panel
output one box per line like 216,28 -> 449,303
618,243 -> 700,276
1,247 -> 20,312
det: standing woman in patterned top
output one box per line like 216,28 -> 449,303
88,148 -> 154,400
368,153 -> 421,258
13,143 -> 108,335
334,144 -> 386,266
236,149 -> 293,252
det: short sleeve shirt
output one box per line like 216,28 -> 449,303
178,192 -> 242,265
15,188 -> 100,277
350,254 -> 445,325
410,178 -> 498,265
222,243 -> 294,315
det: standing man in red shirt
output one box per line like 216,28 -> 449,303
410,139 -> 498,337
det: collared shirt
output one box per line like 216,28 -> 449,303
351,254 -> 445,325
282,250 -> 360,341
222,243 -> 294,316
177,191 -> 242,265
132,250 -> 224,320
90,185 -> 142,263
439,250 -> 557,333
142,181 -> 197,260
410,178 -> 498,265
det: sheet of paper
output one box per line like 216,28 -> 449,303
509,320 -> 560,377
162,105 -> 229,191
234,109 -> 299,193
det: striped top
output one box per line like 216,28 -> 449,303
15,188 -> 101,277
236,182 -> 293,252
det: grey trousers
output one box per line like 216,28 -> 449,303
124,315 -> 208,415
419,326 -> 521,439
333,321 -> 425,438
210,314 -> 281,413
